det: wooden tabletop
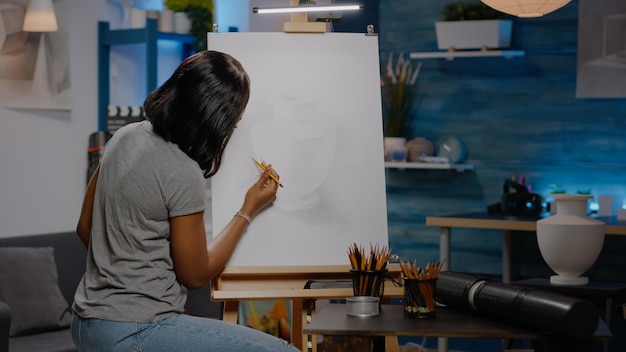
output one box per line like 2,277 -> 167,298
425,212 -> 626,236
304,304 -> 612,341
513,278 -> 626,298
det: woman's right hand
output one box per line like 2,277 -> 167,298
241,166 -> 279,218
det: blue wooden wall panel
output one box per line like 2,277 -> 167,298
380,0 -> 626,282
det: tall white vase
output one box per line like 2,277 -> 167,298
536,194 -> 605,285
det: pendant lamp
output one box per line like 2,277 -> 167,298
481,0 -> 571,18
22,0 -> 58,32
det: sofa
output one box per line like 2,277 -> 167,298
0,231 -> 223,352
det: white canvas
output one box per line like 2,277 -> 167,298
208,32 -> 388,267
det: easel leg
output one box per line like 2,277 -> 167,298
222,301 -> 239,324
292,298 -> 304,351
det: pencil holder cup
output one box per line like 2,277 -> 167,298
351,269 -> 387,297
403,278 -> 437,319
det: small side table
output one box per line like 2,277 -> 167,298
513,278 -> 626,352
303,304 -> 611,352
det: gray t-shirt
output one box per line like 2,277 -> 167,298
73,121 -> 207,322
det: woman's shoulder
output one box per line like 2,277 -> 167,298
109,120 -> 148,138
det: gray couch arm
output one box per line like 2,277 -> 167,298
0,301 -> 10,352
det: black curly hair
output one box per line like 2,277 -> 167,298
145,50 -> 250,178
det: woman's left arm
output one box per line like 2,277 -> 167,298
76,166 -> 99,248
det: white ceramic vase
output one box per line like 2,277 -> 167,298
536,194 -> 605,285
383,137 -> 407,162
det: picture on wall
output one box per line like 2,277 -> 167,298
0,0 -> 70,110
576,0 -> 626,98
208,32 -> 389,267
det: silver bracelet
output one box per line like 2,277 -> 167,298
234,211 -> 251,224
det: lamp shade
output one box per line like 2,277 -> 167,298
23,0 -> 58,32
481,0 -> 571,18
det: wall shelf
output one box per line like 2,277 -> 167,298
385,161 -> 474,172
98,19 -> 196,131
409,50 -> 525,60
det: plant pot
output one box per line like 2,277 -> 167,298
159,9 -> 175,32
536,194 -> 605,285
173,12 -> 191,34
383,137 -> 407,162
435,20 -> 513,50
130,8 -> 147,29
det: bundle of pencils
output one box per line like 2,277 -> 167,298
347,243 -> 391,271
347,243 -> 391,296
399,259 -> 444,280
400,259 -> 444,317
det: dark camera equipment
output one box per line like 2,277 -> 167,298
487,179 -> 543,217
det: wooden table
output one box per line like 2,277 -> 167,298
303,303 -> 612,352
425,212 -> 626,283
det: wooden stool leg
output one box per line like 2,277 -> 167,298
385,336 -> 400,352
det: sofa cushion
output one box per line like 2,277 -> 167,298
0,247 -> 72,336
9,329 -> 76,352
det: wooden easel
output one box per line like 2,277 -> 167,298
283,0 -> 327,33
211,264 -> 405,352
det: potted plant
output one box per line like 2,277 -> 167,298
164,0 -> 213,52
380,52 -> 421,161
435,1 -> 513,50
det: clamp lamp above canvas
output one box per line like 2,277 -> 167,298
253,0 -> 362,33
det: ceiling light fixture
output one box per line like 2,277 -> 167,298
480,0 -> 571,18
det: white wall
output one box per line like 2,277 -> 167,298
0,0 -> 105,237
215,0 -> 250,32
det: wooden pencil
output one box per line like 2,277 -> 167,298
251,157 -> 283,187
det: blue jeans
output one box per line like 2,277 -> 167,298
71,313 -> 300,352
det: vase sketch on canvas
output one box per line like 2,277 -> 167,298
251,92 -> 336,211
